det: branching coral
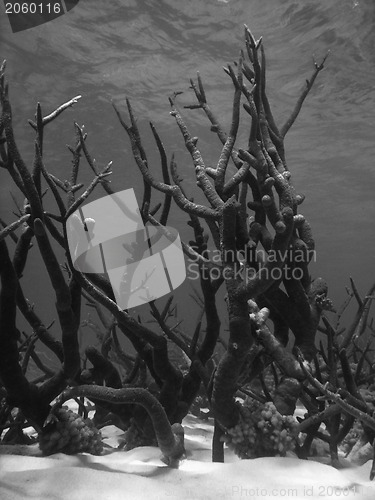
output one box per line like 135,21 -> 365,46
1,26 -> 374,478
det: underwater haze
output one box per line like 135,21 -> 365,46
0,0 -> 375,330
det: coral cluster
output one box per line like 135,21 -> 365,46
221,401 -> 298,459
39,407 -> 103,455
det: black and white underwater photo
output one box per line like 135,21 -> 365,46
1,1 -> 375,498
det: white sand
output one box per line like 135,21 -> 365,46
1,414 -> 374,500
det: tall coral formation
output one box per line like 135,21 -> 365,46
115,26 -> 331,433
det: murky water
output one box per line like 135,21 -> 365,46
1,0 -> 375,348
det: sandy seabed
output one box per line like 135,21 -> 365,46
0,411 -> 374,500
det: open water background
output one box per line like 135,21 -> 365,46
1,0 -> 375,364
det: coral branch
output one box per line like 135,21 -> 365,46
215,60 -> 242,195
28,96 -> 81,129
33,218 -> 80,379
169,99 -> 224,209
49,385 -> 185,463
280,52 -> 329,138
297,350 -> 375,432
0,214 -> 30,241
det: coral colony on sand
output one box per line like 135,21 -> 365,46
1,25 -> 375,478
221,400 -> 298,459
